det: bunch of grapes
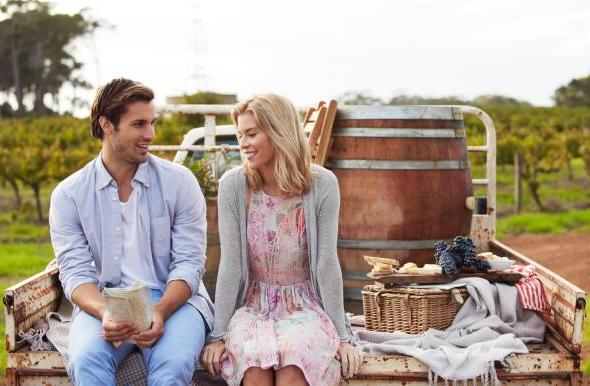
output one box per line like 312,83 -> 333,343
434,236 -> 489,277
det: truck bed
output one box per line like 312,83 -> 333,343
4,240 -> 586,385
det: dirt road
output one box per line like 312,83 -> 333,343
501,232 -> 590,293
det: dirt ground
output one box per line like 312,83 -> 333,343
500,232 -> 590,369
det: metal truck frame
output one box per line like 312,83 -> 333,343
3,105 -> 586,385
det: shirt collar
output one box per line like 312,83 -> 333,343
133,158 -> 150,187
95,151 -> 151,190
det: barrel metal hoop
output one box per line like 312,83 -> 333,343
342,271 -> 374,281
338,239 -> 439,249
331,127 -> 464,138
206,233 -> 220,244
336,106 -> 464,120
343,287 -> 363,301
327,159 -> 468,170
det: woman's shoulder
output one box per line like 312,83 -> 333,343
217,166 -> 246,199
219,166 -> 245,184
310,164 -> 338,189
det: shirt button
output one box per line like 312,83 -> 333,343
115,227 -> 121,232
114,256 -> 119,260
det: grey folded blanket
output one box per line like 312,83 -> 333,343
354,277 -> 546,384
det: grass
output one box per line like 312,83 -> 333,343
0,243 -> 54,277
496,209 -> 590,237
0,223 -> 49,243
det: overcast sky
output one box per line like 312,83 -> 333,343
51,0 -> 590,114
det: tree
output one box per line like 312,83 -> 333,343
0,0 -> 99,115
337,91 -> 384,105
0,121 -> 23,209
0,116 -> 98,222
472,95 -> 531,108
580,129 -> 590,181
388,94 -> 467,105
554,73 -> 590,107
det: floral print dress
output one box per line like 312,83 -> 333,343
221,190 -> 341,386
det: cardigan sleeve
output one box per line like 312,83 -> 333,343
315,170 -> 355,343
207,172 -> 243,343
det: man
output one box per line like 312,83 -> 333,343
49,78 -> 213,385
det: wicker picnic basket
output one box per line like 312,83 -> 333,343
362,285 -> 469,334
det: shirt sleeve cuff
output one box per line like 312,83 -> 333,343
167,274 -> 199,296
206,331 -> 226,344
65,277 -> 99,302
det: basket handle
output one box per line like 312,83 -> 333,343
402,294 -> 412,323
450,289 -> 465,305
375,289 -> 412,323
375,290 -> 384,323
374,291 -> 413,324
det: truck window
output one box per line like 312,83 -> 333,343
188,135 -> 241,177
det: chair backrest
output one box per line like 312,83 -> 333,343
304,99 -> 338,165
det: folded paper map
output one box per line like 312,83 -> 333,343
102,282 -> 152,332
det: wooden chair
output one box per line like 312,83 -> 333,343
303,99 -> 337,165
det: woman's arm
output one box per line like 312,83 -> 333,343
315,170 -> 354,342
207,173 -> 244,342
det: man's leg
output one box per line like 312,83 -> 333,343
68,310 -> 136,386
141,302 -> 206,386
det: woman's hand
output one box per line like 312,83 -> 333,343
335,342 -> 362,378
200,340 -> 229,375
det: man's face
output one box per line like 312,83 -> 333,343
105,100 -> 156,164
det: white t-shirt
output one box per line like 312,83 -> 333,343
119,189 -> 160,289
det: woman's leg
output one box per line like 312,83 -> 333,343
242,367 -> 274,386
275,365 -> 308,386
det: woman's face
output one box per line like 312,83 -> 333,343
237,111 -> 275,171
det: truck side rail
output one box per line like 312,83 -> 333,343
3,266 -> 61,352
490,239 -> 586,354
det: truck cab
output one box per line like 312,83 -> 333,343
172,124 -> 242,177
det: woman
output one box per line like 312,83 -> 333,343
201,94 -> 361,386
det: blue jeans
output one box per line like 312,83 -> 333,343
67,289 -> 206,386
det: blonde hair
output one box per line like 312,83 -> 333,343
231,93 -> 312,195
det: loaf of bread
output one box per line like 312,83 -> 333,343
397,262 -> 442,275
364,255 -> 399,276
477,252 -> 510,261
364,255 -> 400,267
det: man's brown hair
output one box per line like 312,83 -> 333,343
90,78 -> 154,139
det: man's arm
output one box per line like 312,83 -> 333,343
71,282 -> 106,320
49,186 -> 100,305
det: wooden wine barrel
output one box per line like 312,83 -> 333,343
326,106 -> 473,313
203,198 -> 220,300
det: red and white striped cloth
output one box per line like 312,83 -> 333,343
505,264 -> 551,313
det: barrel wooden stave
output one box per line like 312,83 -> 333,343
203,198 -> 220,299
330,137 -> 468,161
329,110 -> 473,312
336,169 -> 472,240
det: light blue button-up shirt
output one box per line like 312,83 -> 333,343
49,153 -> 214,330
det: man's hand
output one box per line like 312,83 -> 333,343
132,307 -> 165,348
200,340 -> 228,375
335,342 -> 362,379
102,311 -> 138,347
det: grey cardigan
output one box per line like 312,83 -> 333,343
208,164 -> 354,343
